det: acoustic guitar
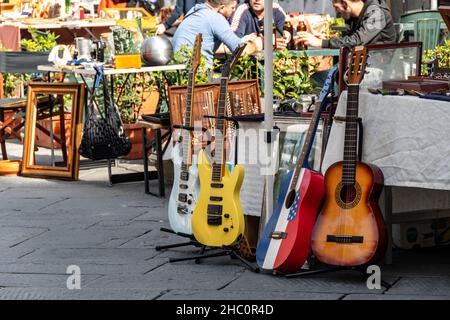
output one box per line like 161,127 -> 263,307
256,67 -> 337,273
168,34 -> 202,235
311,46 -> 387,267
192,43 -> 247,247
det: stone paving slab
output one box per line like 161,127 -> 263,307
223,270 -> 391,295
159,290 -> 343,300
0,273 -> 102,288
20,248 -> 159,264
0,257 -> 168,275
0,287 -> 162,300
386,276 -> 450,296
0,226 -> 49,248
86,264 -> 244,291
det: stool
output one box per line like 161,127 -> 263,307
137,119 -> 171,197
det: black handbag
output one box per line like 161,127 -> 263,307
79,66 -> 131,161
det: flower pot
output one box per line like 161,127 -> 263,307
0,160 -> 22,176
35,113 -> 72,149
122,123 -> 154,160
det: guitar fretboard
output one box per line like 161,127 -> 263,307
212,77 -> 228,182
342,84 -> 360,185
181,71 -> 195,173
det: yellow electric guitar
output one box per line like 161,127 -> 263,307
192,44 -> 247,247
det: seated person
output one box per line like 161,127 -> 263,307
229,0 -> 287,50
156,0 -> 205,35
296,0 -> 396,48
172,0 -> 257,67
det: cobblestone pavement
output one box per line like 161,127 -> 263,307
0,144 -> 449,300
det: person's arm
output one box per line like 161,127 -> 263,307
213,15 -> 245,52
229,4 -> 249,37
323,5 -> 387,48
164,0 -> 185,29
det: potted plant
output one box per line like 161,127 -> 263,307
273,50 -> 318,111
114,72 -> 159,160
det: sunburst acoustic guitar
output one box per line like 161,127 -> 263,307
311,46 -> 387,267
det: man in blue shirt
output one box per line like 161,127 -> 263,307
172,0 -> 256,66
229,0 -> 287,49
156,0 -> 205,35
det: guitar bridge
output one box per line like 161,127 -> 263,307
327,235 -> 364,244
207,204 -> 223,226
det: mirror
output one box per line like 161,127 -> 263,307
22,83 -> 85,180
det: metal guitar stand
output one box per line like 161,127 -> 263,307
167,115 -> 259,273
284,116 -> 391,289
155,124 -> 210,252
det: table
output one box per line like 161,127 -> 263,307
38,64 -> 186,186
0,19 -> 117,50
322,91 -> 450,263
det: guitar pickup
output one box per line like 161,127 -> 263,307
180,172 -> 189,181
271,231 -> 287,239
178,194 -> 187,202
207,214 -> 222,226
211,183 -> 224,189
209,196 -> 223,202
327,235 -> 364,244
207,204 -> 222,215
180,184 -> 188,190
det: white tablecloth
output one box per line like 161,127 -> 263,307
323,92 -> 450,191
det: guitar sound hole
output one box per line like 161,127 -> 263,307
285,190 -> 296,209
340,184 -> 357,204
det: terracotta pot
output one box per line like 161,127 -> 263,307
35,113 -> 72,149
0,160 -> 22,176
122,123 -> 154,160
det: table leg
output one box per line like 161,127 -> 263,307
156,128 -> 165,197
142,127 -> 150,194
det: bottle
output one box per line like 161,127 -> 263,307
283,21 -> 295,50
297,16 -> 307,51
272,23 -> 277,50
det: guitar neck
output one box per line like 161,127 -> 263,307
181,70 -> 195,172
212,77 -> 228,182
342,84 -> 360,185
289,98 -> 323,190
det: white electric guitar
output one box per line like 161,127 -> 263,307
168,34 -> 202,235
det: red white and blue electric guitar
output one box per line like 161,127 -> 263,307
256,67 -> 337,273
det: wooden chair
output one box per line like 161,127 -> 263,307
0,51 -> 66,161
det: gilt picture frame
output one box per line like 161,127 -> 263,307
21,82 -> 85,180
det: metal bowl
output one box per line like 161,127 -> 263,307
141,35 -> 173,66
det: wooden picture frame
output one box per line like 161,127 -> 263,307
22,83 -> 85,180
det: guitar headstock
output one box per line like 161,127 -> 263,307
347,45 -> 368,85
190,33 -> 203,72
221,43 -> 247,78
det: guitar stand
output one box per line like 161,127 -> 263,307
155,125 -> 211,252
285,264 -> 391,289
155,227 -> 203,251
169,246 -> 260,273
166,116 -> 259,273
